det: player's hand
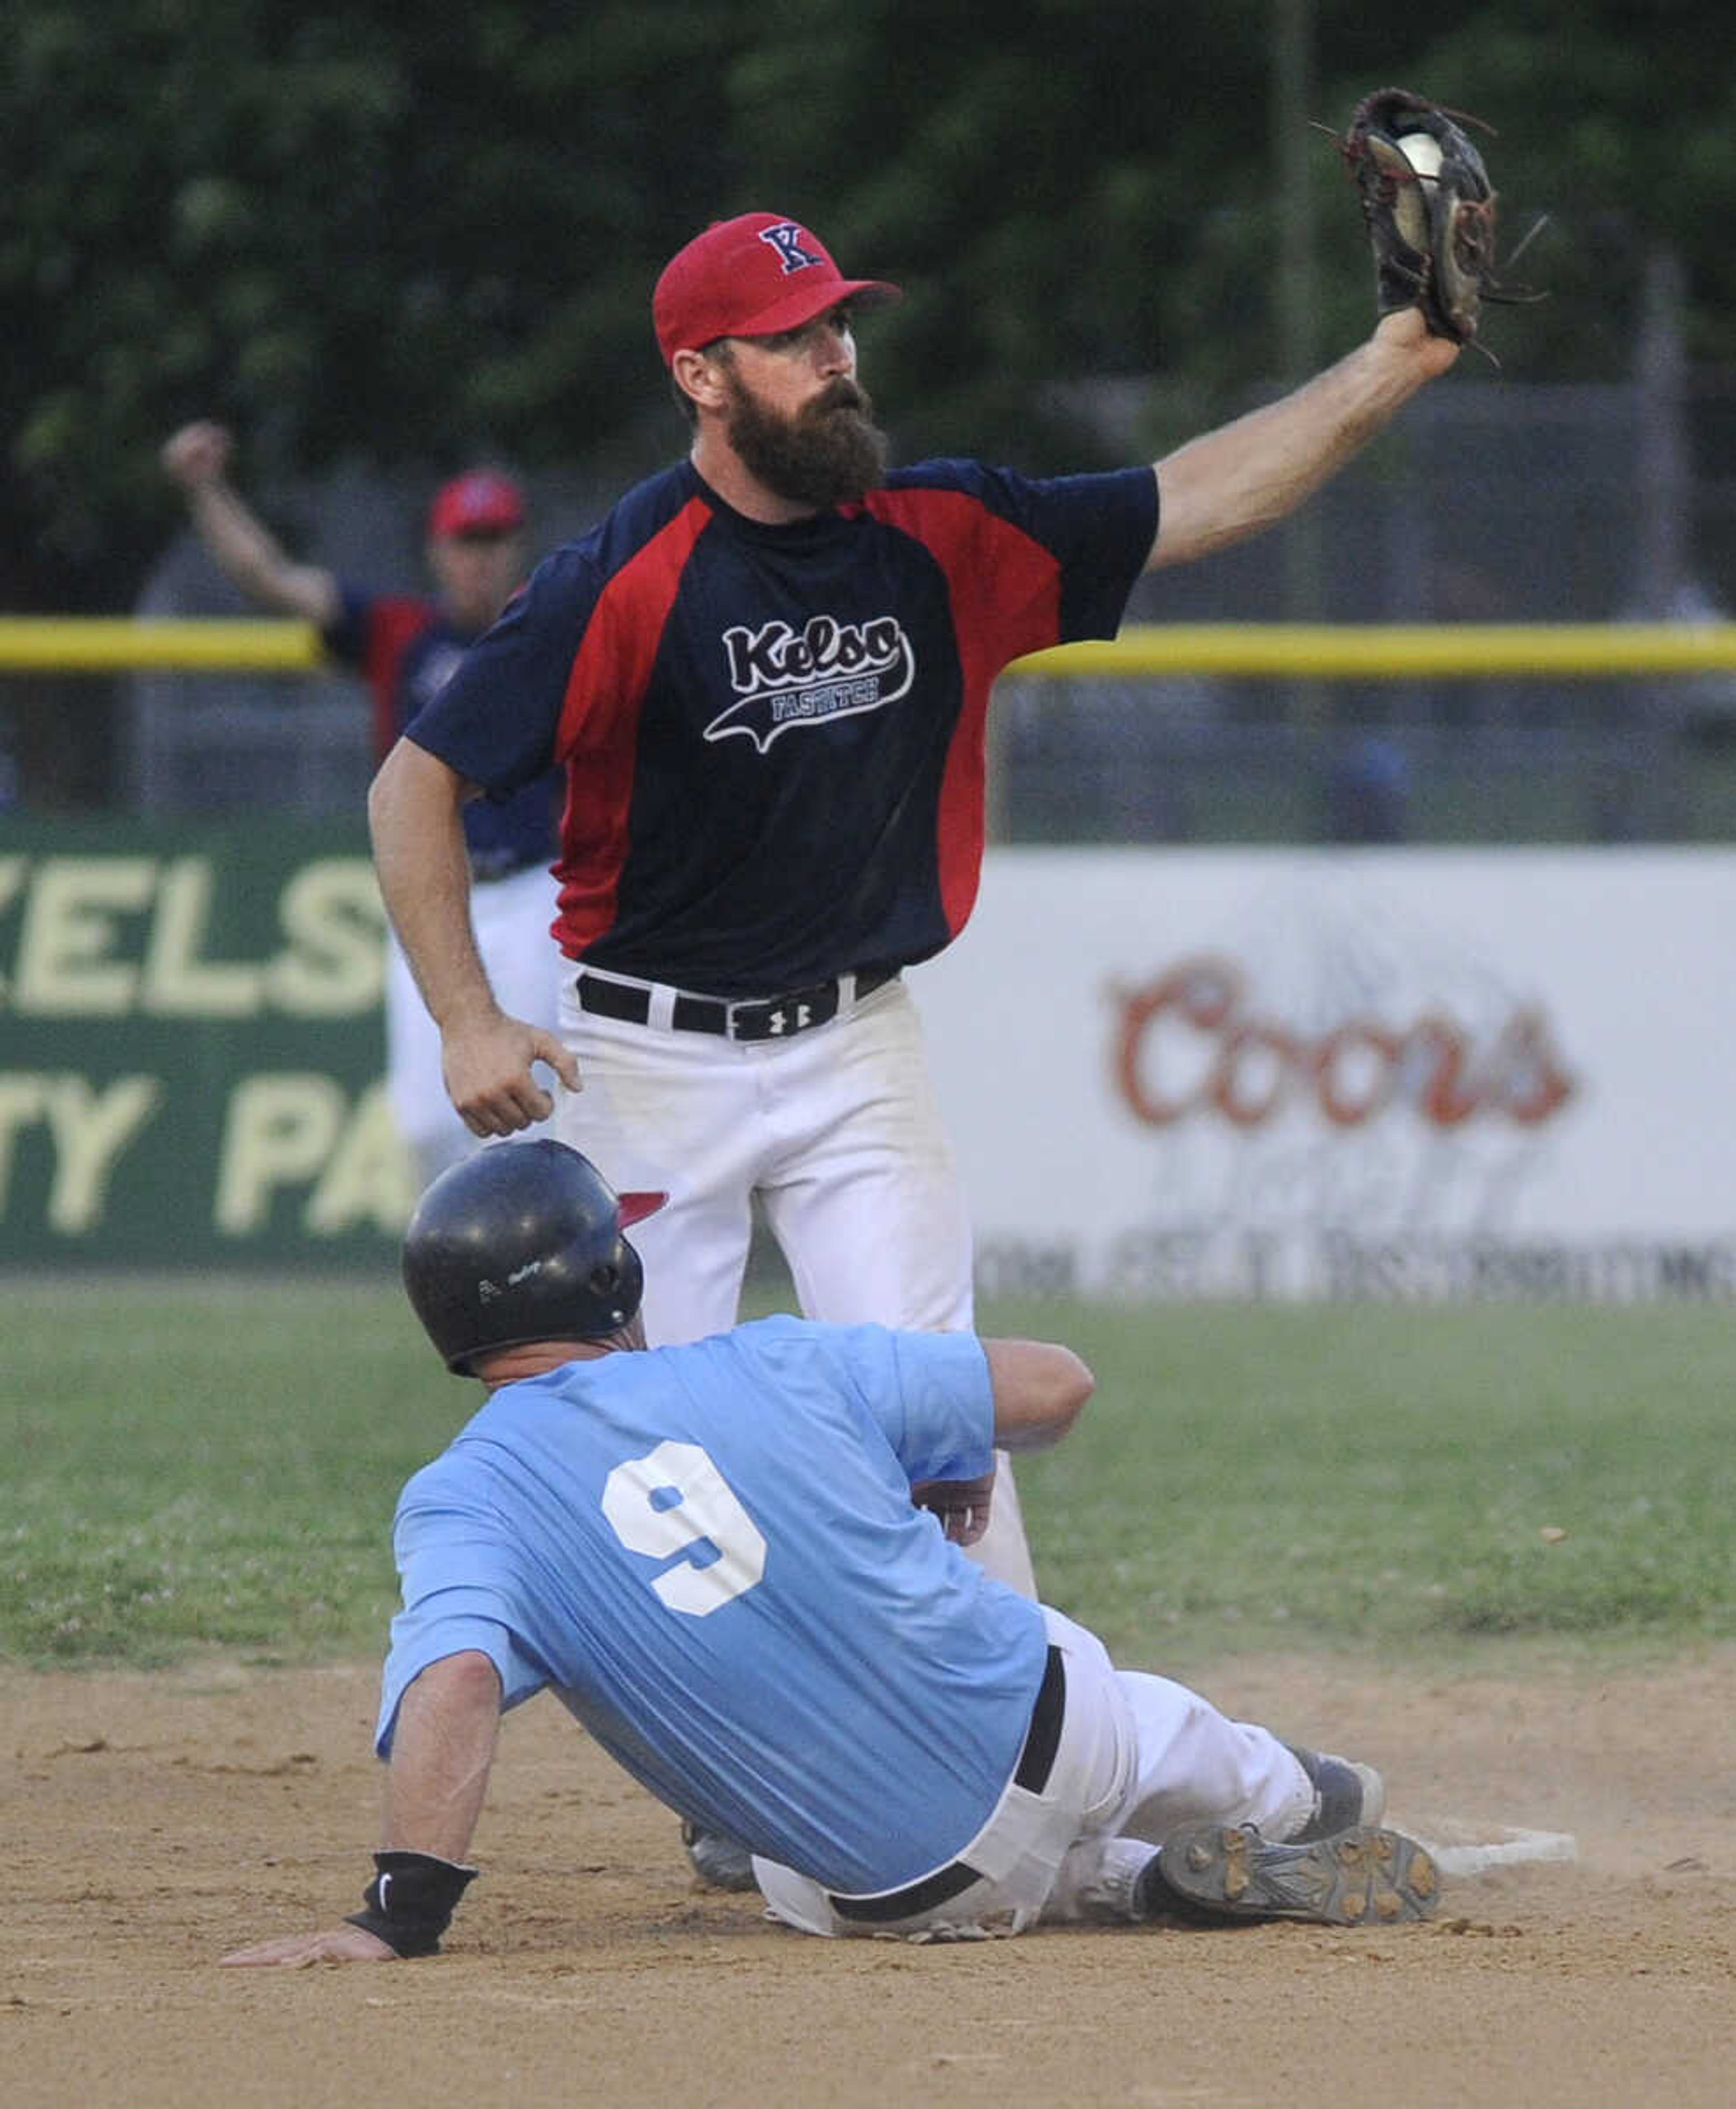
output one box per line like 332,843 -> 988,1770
911,1468 -> 997,1547
220,1924 -> 397,1967
1371,305 -> 1462,380
443,1015 -> 584,1136
160,420 -> 235,490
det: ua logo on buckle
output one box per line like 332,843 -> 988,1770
731,985 -> 840,1041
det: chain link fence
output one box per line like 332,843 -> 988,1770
3,378 -> 1731,843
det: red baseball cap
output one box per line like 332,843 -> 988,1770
428,469 -> 528,540
653,212 -> 902,365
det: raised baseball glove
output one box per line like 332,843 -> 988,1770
1340,87 -> 1512,345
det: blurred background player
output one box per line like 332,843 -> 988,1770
161,422 -> 565,1188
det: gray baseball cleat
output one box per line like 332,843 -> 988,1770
1149,1821 -> 1440,1925
1282,1742 -> 1387,1842
681,1820 -> 758,1893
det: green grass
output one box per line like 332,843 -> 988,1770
996,1299 -> 1736,1669
2,1281 -> 1731,1670
2,1276 -> 433,1667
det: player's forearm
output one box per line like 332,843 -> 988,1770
1146,314 -> 1455,571
380,1652 -> 503,1862
368,739 -> 498,1030
220,1655 -> 500,1966
184,481 -> 340,624
349,1655 -> 499,1957
983,1339 -> 1094,1451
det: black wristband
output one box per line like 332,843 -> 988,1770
343,1849 -> 479,1958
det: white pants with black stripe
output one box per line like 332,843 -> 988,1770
752,1608 -> 1315,1940
552,971 -> 1036,1596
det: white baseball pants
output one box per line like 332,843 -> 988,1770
552,970 -> 1037,1595
752,1607 -> 1315,1940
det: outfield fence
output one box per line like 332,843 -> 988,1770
4,619 -> 1736,1285
5,615 -> 1736,843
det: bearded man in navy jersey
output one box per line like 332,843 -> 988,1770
364,217 -> 1460,1895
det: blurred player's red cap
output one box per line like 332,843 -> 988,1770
653,211 -> 902,365
428,469 -> 528,539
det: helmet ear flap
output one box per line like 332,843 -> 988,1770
590,1240 -> 645,1332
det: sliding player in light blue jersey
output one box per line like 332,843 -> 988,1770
222,1141 -> 1437,1965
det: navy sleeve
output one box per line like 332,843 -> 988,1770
320,582 -> 374,670
406,545 -> 598,794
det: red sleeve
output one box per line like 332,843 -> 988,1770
860,488 -> 1061,933
354,597 -> 439,761
551,497 -> 714,951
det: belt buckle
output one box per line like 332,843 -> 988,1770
727,982 -> 840,1042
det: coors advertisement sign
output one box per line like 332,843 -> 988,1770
914,848 -> 1736,1303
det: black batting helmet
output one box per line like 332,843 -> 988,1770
402,1140 -> 666,1373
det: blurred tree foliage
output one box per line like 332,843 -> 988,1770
5,0 -> 1732,613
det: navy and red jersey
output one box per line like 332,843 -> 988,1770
407,458 -> 1157,992
325,588 -> 561,881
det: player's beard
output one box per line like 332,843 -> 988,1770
723,369 -> 888,511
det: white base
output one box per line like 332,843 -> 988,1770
1403,1814 -> 1580,1876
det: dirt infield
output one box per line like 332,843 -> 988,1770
5,1645 -> 1732,2109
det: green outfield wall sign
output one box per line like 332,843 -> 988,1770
0,819 -> 411,1266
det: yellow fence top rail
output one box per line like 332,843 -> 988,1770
0,618 -> 323,671
1012,623 -> 1736,679
3,617 -> 1736,679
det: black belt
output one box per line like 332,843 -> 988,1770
826,1645 -> 1066,1925
576,965 -> 896,1044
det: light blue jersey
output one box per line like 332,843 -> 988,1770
376,1317 -> 1050,1894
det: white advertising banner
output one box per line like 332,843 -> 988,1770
909,848 -> 1736,1302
